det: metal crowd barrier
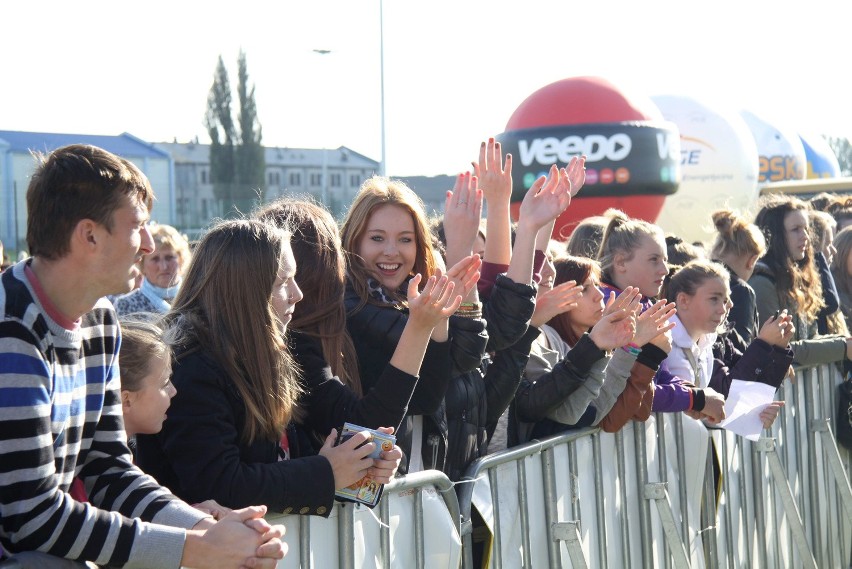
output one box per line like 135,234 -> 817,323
454,361 -> 852,568
266,469 -> 462,568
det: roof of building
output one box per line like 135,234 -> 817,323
397,175 -> 456,202
156,141 -> 380,170
0,130 -> 170,159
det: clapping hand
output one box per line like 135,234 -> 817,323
439,254 -> 482,303
588,288 -> 639,351
757,309 -> 795,348
517,165 -> 572,233
530,280 -> 582,327
633,299 -> 677,347
406,273 -> 461,329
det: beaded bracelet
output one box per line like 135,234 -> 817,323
454,310 -> 482,319
621,343 -> 641,356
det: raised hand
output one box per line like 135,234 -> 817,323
442,254 -> 482,302
472,137 -> 512,206
601,286 -> 642,320
562,155 -> 587,198
531,280 -> 582,327
586,286 -> 640,349
517,165 -> 572,233
443,172 -> 483,263
757,309 -> 795,348
633,299 -> 677,346
407,273 -> 461,329
318,429 -> 376,490
649,326 -> 674,353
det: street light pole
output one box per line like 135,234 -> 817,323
379,0 -> 387,176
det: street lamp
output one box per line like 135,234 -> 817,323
379,0 -> 386,176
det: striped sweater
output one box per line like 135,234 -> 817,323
0,261 -> 207,568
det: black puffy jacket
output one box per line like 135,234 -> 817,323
344,280 -> 488,473
443,275 -> 537,481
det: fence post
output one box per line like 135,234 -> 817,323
552,521 -> 589,569
644,482 -> 691,568
338,503 -> 355,569
757,437 -> 818,569
812,419 -> 852,523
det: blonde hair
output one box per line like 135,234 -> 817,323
119,315 -> 177,392
710,209 -> 766,261
832,226 -> 852,298
564,216 -> 608,258
147,223 -> 191,268
168,219 -> 302,444
340,176 -> 438,308
597,209 -> 665,284
810,210 -> 837,252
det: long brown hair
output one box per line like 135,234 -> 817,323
340,176 -> 438,310
168,219 -> 302,444
832,226 -> 852,299
754,195 -> 824,321
256,197 -> 362,395
547,255 -> 601,347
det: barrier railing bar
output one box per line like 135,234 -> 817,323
551,521 -> 588,569
592,433 -> 608,569
488,468 -> 503,569
699,443 -> 718,569
757,437 -> 818,569
615,429 -> 633,569
634,421 -> 654,569
414,488 -> 424,569
673,413 -> 690,550
568,442 -> 580,521
379,495 -> 390,567
299,515 -> 311,568
803,368 -> 823,568
719,434 -> 734,569
338,503 -> 355,569
813,419 -> 852,523
655,416 -> 672,569
516,459 -> 532,569
644,482 -> 691,568
749,443 -> 771,569
542,447 -> 562,568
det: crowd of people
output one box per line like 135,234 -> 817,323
1,141 -> 851,568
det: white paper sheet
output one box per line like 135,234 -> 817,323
717,379 -> 777,441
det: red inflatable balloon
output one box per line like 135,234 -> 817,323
497,76 -> 680,239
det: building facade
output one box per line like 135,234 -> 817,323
0,130 -> 173,256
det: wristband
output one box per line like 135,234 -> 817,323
621,344 -> 641,356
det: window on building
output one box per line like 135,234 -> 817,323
268,171 -> 280,186
331,173 -> 341,187
310,173 -> 322,187
289,172 -> 302,186
350,174 -> 361,187
200,169 -> 208,184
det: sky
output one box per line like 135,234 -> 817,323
3,0 -> 852,176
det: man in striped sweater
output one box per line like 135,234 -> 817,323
0,144 -> 286,568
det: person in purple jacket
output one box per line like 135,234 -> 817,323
595,208 -> 727,422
